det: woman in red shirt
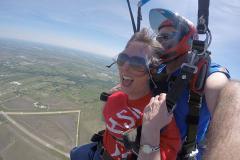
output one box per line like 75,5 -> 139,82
70,28 -> 181,160
102,28 -> 181,160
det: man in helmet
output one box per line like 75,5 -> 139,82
141,8 -> 230,159
150,10 -> 197,64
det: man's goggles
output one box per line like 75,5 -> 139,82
156,32 -> 178,42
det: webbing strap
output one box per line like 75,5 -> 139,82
165,65 -> 203,160
166,65 -> 196,114
178,91 -> 202,159
197,0 -> 210,34
102,151 -> 115,160
110,128 -> 140,160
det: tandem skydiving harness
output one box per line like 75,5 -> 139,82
98,0 -> 212,159
89,130 -> 115,160
167,0 -> 211,159
89,128 -> 141,160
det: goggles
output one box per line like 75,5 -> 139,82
156,32 -> 178,43
116,53 -> 149,75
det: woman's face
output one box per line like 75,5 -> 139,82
117,41 -> 152,100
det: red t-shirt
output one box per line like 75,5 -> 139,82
103,91 -> 181,160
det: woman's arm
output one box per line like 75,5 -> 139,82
138,94 -> 181,160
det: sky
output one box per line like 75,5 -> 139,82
0,0 -> 239,79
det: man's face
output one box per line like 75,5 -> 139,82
157,26 -> 181,50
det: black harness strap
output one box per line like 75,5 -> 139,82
186,91 -> 202,142
177,0 -> 210,158
166,65 -> 196,114
165,63 -> 203,159
178,91 -> 202,160
90,128 -> 140,160
122,126 -> 142,157
197,0 -> 210,34
90,130 -> 116,160
100,92 -> 111,101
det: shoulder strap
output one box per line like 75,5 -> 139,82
197,0 -> 210,34
100,92 -> 111,101
91,130 -> 105,143
122,126 -> 142,156
177,91 -> 202,160
166,65 -> 196,114
106,127 -> 140,160
166,52 -> 210,160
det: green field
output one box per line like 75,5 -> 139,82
0,38 -> 118,159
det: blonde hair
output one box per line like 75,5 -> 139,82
126,28 -> 163,57
125,28 -> 163,66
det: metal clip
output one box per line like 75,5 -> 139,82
189,148 -> 199,158
181,63 -> 198,74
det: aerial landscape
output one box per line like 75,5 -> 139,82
0,38 -> 118,160
0,0 -> 239,159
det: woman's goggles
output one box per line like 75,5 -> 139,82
116,53 -> 149,75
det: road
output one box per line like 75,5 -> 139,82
0,110 -> 81,159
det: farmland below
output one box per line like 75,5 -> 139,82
0,38 -> 118,160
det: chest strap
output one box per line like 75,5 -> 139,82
177,91 -> 202,160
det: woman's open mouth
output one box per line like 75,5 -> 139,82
121,75 -> 134,87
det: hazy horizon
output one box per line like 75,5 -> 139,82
0,0 -> 239,79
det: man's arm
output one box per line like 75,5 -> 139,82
204,72 -> 229,114
203,80 -> 240,160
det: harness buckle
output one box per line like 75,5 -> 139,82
179,145 -> 199,160
181,63 -> 198,74
188,148 -> 199,158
